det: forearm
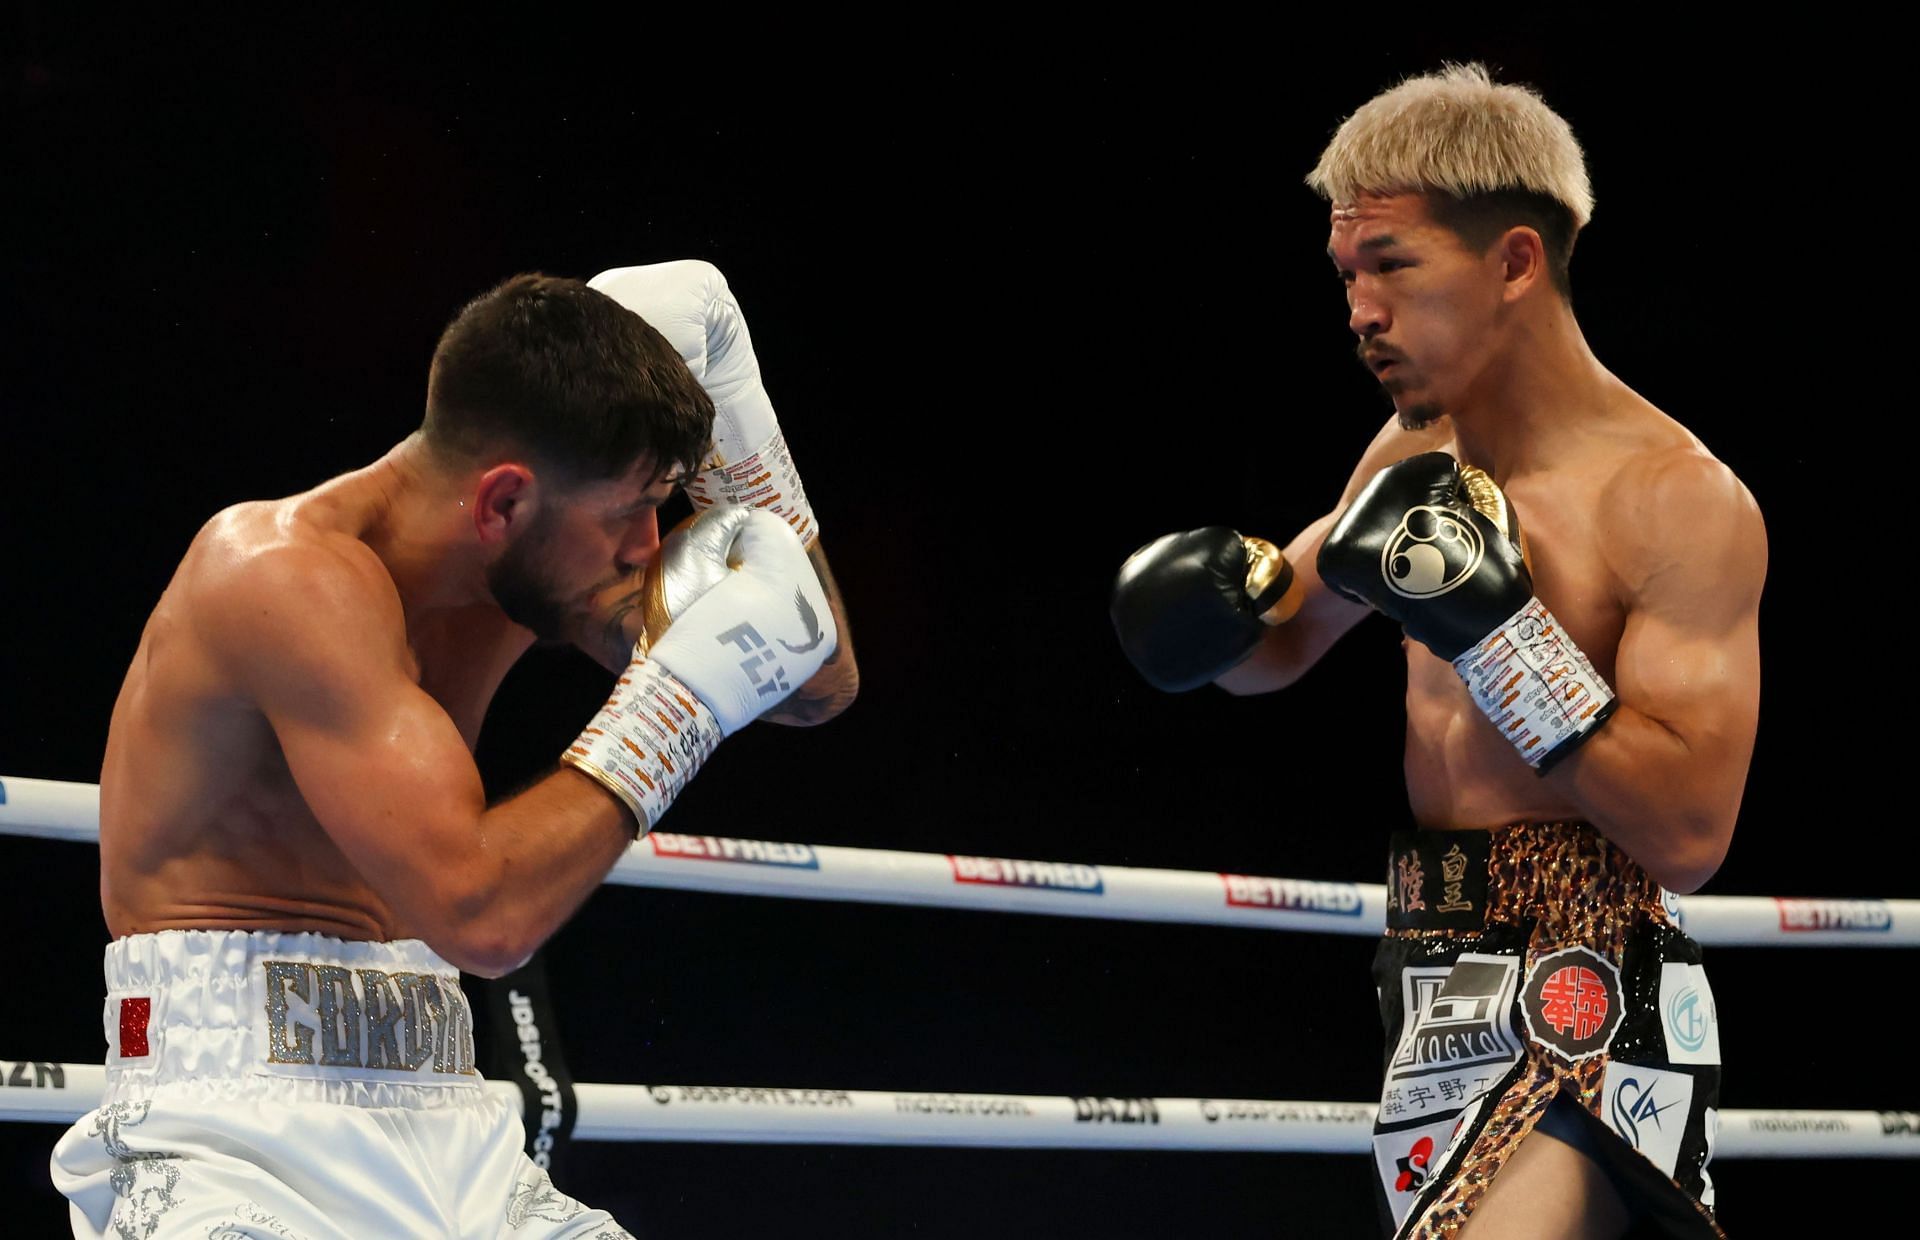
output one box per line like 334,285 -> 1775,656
1215,621 -> 1322,694
761,539 -> 858,726
1543,705 -> 1740,894
444,767 -> 638,976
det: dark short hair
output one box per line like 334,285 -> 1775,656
1427,189 -> 1578,299
422,273 -> 714,485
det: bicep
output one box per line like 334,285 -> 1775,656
1613,601 -> 1760,761
265,666 -> 488,885
1608,457 -> 1767,765
207,551 -> 487,902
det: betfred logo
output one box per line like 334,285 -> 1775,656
648,834 -> 819,869
1775,899 -> 1893,933
950,856 -> 1104,894
1221,875 -> 1363,916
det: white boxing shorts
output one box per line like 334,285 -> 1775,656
50,930 -> 632,1239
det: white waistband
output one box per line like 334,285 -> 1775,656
100,930 -> 484,1107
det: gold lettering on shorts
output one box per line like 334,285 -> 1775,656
313,965 -> 362,1068
357,968 -> 404,1071
442,983 -> 477,1075
1437,842 -> 1474,915
390,973 -> 439,1071
261,963 -> 476,1076
263,961 -> 317,1065
1396,853 -> 1427,913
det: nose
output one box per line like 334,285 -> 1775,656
616,510 -> 661,572
1348,279 -> 1387,340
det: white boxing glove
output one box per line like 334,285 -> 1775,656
628,506 -> 756,657
563,510 -> 836,832
588,260 -> 819,547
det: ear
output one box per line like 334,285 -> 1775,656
471,462 -> 538,546
1497,226 -> 1548,302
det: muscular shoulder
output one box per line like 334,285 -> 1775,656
1596,443 -> 1767,611
184,503 -> 407,684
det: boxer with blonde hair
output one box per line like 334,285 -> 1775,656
1114,64 -> 1760,1238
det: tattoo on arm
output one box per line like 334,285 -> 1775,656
762,542 -> 859,726
574,576 -> 650,673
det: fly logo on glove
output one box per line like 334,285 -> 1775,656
563,509 -> 837,834
1383,506 -> 1485,599
717,623 -> 791,699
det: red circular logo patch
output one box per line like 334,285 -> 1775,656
1521,947 -> 1624,1061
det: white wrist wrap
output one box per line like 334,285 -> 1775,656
1451,597 -> 1616,770
684,428 -> 818,548
562,656 -> 724,834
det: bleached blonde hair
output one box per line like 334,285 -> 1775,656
1306,63 -> 1592,231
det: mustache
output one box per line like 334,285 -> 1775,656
1356,341 -> 1405,371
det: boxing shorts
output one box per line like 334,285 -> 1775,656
1371,822 -> 1723,1238
51,930 -> 632,1238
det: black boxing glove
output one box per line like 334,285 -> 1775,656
1316,452 -> 1617,771
1111,527 -> 1302,692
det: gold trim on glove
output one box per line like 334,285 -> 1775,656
1243,536 -> 1304,626
1458,464 -> 1533,575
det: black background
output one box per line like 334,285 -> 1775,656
3,14 -> 1900,1237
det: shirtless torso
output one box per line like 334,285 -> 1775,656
99,463 -> 533,944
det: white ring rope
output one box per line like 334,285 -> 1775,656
4,776 -> 1915,947
7,774 -> 1917,1160
1,1062 -> 1914,1158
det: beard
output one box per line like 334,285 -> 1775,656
1359,341 -> 1444,431
1398,401 -> 1444,431
488,514 -> 573,641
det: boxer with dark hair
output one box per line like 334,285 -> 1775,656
54,266 -> 857,1237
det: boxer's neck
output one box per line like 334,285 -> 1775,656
328,435 -> 497,619
1446,297 -> 1625,483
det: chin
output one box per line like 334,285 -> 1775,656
1395,401 -> 1446,431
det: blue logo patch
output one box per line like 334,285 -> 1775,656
1610,1075 -> 1687,1149
1664,985 -> 1710,1054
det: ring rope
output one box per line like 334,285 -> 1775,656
0,1061 -> 1912,1158
4,776 -> 1913,947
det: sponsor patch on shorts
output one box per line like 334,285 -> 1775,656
1658,963 -> 1720,1066
1520,946 -> 1623,1062
1372,1114 -> 1461,1228
1381,954 -> 1525,1124
1600,1062 -> 1696,1178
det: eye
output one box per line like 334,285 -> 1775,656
1378,260 -> 1406,274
